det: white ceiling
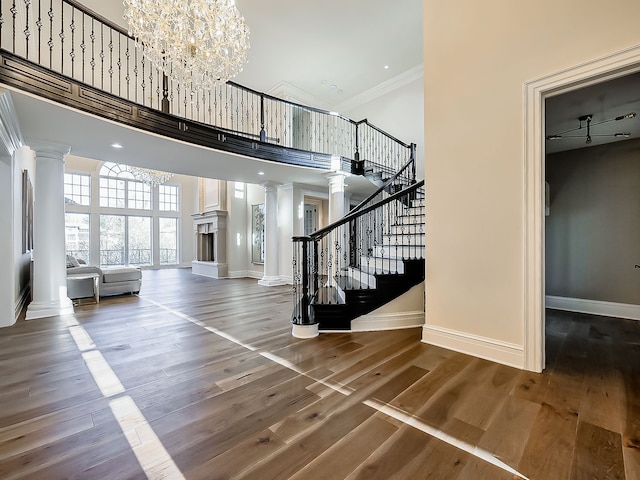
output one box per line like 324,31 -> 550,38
80,0 -> 424,109
9,0 -> 424,197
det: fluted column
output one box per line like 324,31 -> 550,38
258,181 -> 285,287
26,142 -> 74,320
327,172 -> 349,223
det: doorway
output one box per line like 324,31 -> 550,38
302,197 -> 328,235
524,46 -> 640,372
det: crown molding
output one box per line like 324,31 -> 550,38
267,81 -> 328,110
335,64 -> 424,113
0,90 -> 24,156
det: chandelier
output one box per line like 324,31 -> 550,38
128,166 -> 174,187
123,0 -> 251,93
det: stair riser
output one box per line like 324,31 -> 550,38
395,215 -> 424,225
374,245 -> 425,258
406,206 -> 425,216
347,268 -> 377,288
359,257 -> 405,274
389,224 -> 424,234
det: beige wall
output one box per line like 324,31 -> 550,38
344,76 -> 425,178
545,139 -> 640,305
423,0 -> 640,363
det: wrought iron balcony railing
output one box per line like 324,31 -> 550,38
0,0 -> 415,180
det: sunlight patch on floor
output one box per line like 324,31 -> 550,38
142,296 -> 530,480
65,316 -> 186,480
365,400 -> 530,480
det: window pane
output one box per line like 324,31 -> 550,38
128,216 -> 152,265
127,181 -> 152,210
65,213 -> 90,262
100,215 -> 125,266
159,185 -> 179,211
159,218 -> 178,265
99,178 -> 126,208
234,181 -> 245,199
64,173 -> 91,206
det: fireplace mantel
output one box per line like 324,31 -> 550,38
192,210 -> 228,278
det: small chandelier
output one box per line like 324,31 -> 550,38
123,0 -> 250,93
128,166 -> 174,187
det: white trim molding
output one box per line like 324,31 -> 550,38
0,90 -> 24,155
523,43 -> 640,373
546,296 -> 640,321
336,65 -> 424,113
422,325 -> 524,370
352,311 -> 424,332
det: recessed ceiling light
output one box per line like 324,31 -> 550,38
384,65 -> 390,70
111,143 -> 123,149
258,171 -> 265,175
330,84 -> 337,90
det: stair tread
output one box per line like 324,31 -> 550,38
336,276 -> 371,290
313,286 -> 345,304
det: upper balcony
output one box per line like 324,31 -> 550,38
0,0 -> 419,195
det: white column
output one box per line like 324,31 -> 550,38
327,172 -> 349,223
26,142 -> 74,320
258,181 -> 285,287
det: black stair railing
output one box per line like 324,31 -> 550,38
349,154 -> 419,216
0,0 -> 413,177
292,179 -> 425,327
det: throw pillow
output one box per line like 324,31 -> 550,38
66,254 -> 80,268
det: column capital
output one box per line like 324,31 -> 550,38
261,181 -> 281,192
27,140 -> 71,161
326,172 -> 350,192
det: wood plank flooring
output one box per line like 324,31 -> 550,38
0,268 -> 639,479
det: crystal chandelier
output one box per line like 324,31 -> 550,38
128,166 -> 174,187
123,0 -> 250,93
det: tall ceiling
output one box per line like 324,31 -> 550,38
7,0 -> 424,196
80,0 -> 424,109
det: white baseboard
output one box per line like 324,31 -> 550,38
422,325 -> 524,369
227,270 -> 268,280
14,285 -> 30,322
352,311 -> 424,332
545,295 -> 640,321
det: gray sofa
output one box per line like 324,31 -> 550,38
66,255 -> 142,299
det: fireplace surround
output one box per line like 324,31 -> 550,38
191,210 -> 228,278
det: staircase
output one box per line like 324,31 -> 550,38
292,159 -> 425,332
312,195 -> 425,330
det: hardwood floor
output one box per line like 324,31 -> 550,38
1,268 -> 639,479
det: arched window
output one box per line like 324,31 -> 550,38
99,161 -> 135,179
66,161 -> 180,268
99,162 -> 151,210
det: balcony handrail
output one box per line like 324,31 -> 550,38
346,152 -> 417,216
0,0 -> 414,174
226,80 -> 353,123
63,0 -> 131,37
354,119 -> 412,149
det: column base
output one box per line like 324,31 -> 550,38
26,297 -> 74,320
258,276 -> 286,287
292,323 -> 319,339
